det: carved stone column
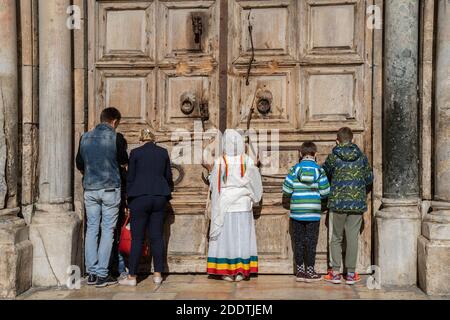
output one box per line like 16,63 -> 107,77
418,0 -> 450,296
0,0 -> 33,298
375,0 -> 421,287
29,0 -> 80,287
0,0 -> 19,210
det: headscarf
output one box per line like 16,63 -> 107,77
223,129 -> 245,157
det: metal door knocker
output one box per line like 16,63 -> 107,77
180,92 -> 197,115
171,164 -> 185,186
256,90 -> 273,115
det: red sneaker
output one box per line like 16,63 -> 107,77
324,271 -> 342,284
345,272 -> 361,285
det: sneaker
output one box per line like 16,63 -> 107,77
118,276 -> 137,287
305,267 -> 322,283
324,271 -> 342,284
296,271 -> 307,282
222,275 -> 234,282
295,265 -> 307,282
118,272 -> 129,281
235,274 -> 245,282
345,272 -> 361,285
96,275 -> 118,288
87,274 -> 97,286
153,276 -> 163,285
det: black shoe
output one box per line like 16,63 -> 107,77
96,275 -> 118,288
295,265 -> 307,282
296,271 -> 307,282
305,267 -> 322,283
87,274 -> 97,286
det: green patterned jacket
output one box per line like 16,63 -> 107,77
322,143 -> 373,213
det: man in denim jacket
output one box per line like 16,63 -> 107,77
76,108 -> 129,287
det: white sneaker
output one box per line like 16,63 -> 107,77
118,272 -> 129,281
118,277 -> 137,286
235,274 -> 245,282
222,276 -> 234,282
153,276 -> 163,285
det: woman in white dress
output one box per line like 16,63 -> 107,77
206,129 -> 263,282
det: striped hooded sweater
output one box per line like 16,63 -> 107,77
282,160 -> 330,222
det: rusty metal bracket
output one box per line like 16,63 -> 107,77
199,101 -> 210,131
244,88 -> 261,167
192,14 -> 203,51
201,170 -> 210,186
245,12 -> 255,86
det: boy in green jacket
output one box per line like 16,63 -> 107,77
322,127 -> 373,285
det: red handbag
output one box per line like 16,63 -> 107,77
118,214 -> 150,257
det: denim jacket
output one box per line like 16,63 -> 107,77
77,124 -> 121,191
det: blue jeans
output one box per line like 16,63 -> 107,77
84,188 -> 121,278
118,252 -> 126,274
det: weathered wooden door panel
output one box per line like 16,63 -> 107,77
229,0 -> 297,65
89,0 -> 373,274
157,0 -> 219,64
96,1 -> 156,65
300,65 -> 365,132
299,0 -> 365,64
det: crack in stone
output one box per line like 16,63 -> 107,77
36,227 -> 62,287
0,84 -> 8,209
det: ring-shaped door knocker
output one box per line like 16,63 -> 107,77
180,92 -> 196,115
256,90 -> 273,115
172,164 -> 185,186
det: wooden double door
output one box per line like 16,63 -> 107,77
88,0 -> 374,273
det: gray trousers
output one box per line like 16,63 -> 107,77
329,211 -> 363,273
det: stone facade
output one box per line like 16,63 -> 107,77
0,0 -> 449,298
418,0 -> 450,296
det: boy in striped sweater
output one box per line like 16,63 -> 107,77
283,142 -> 330,282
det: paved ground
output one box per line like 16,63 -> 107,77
17,275 -> 449,300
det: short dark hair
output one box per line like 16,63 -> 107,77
100,107 -> 122,123
337,127 -> 353,143
300,141 -> 317,157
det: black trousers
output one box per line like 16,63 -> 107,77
291,220 -> 320,268
128,195 -> 167,275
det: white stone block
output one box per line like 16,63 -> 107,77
418,236 -> 450,295
0,215 -> 33,298
375,206 -> 421,287
29,211 -> 81,287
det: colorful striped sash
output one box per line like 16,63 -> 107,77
218,155 -> 247,193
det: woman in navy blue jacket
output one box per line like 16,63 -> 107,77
119,130 -> 174,286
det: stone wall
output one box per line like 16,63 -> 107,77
0,0 -> 33,299
418,0 -> 450,296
